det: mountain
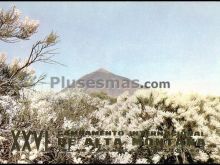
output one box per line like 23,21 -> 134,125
64,68 -> 140,97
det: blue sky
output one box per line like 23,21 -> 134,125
1,2 -> 220,94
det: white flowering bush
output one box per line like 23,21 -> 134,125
0,96 -> 21,129
0,6 -> 39,42
0,6 -> 60,163
0,6 -> 58,97
0,88 -> 219,164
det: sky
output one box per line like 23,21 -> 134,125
1,2 -> 220,95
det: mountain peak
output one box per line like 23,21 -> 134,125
95,68 -> 110,73
64,68 -> 138,97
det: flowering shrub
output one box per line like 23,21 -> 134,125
0,6 -> 39,42
0,89 -> 219,164
0,6 -> 58,97
0,96 -> 21,130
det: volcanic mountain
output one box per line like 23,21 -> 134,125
64,68 -> 140,97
